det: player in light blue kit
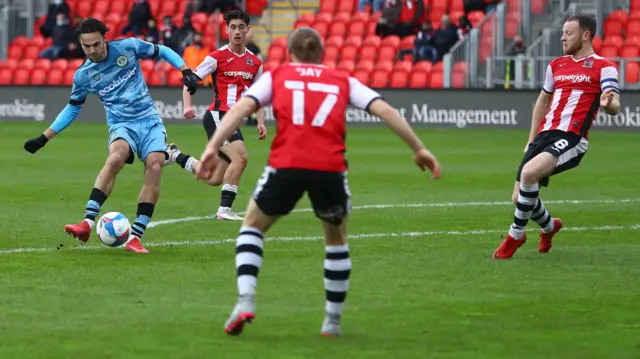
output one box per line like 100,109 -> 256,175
23,18 -> 199,253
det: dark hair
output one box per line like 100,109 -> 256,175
288,27 -> 323,63
565,14 -> 597,40
76,17 -> 110,37
224,9 -> 250,26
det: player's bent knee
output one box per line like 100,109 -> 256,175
106,152 -> 127,170
520,166 -> 540,184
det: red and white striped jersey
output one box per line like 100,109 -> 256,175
540,54 -> 619,137
193,45 -> 263,112
244,63 -> 382,172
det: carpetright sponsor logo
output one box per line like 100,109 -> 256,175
224,71 -> 254,80
99,68 -> 136,96
554,74 -> 591,83
0,99 -> 46,121
154,100 -> 210,120
594,106 -> 640,128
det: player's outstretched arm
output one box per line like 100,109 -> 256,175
368,99 -> 441,179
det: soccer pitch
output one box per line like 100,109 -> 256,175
1,122 -> 639,358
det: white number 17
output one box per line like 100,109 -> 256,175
285,80 -> 339,127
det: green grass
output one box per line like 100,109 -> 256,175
1,122 -> 639,359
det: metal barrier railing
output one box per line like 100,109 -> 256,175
487,55 -> 638,90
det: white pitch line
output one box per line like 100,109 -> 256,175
1,224 -> 639,255
147,198 -> 640,228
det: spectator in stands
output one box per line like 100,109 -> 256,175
200,0 -> 241,14
358,0 -> 386,13
120,0 -> 152,36
245,30 -> 261,57
395,0 -> 425,38
504,35 -> 526,89
484,0 -> 502,13
40,0 -> 70,38
411,20 -> 438,63
457,15 -> 472,40
464,0 -> 485,14
172,15 -> 196,56
160,16 -> 178,48
375,0 -> 401,38
39,12 -> 74,60
67,15 -> 84,59
144,18 -> 161,43
430,15 -> 459,63
183,32 -> 211,85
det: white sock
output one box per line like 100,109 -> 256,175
185,157 -> 197,174
84,219 -> 95,229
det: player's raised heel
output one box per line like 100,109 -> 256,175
321,313 -> 342,337
164,143 -> 180,166
64,221 -> 92,243
125,236 -> 149,253
224,295 -> 255,336
493,233 -> 527,260
539,218 -> 563,253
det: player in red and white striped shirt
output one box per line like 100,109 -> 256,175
165,10 -> 266,221
494,14 -> 621,259
196,27 -> 440,337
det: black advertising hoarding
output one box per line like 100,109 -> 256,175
0,86 -> 638,131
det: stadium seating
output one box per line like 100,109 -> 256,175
602,7 -> 640,85
0,0 -> 273,85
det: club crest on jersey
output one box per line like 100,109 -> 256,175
116,55 -> 128,67
93,73 -> 100,81
246,57 -> 254,65
583,58 -> 594,68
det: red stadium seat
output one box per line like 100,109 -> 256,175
394,61 -> 412,73
626,62 -> 640,83
370,71 -> 388,88
319,0 -> 336,14
620,46 -> 640,59
11,36 -> 29,48
0,59 -> 18,70
599,46 -> 618,59
323,45 -> 340,63
429,71 -> 444,88
348,22 -> 366,38
63,69 -> 75,85
604,20 -> 624,38
353,70 -> 368,85
24,46 -> 41,59
593,36 -> 603,53
329,21 -> 347,37
337,60 -> 355,73
450,0 -> 464,11
607,10 -> 629,25
344,36 -> 363,48
94,0 -> 110,15
68,59 -> 85,70
326,36 -> 344,48
19,59 -> 36,70
30,68 -> 47,85
13,69 -> 30,84
452,72 -> 466,88
409,71 -> 428,88
267,45 -> 286,63
110,0 -> 128,14
35,58 -> 52,70
315,12 -> 333,24
46,69 -> 64,85
381,35 -> 401,48
75,2 -> 93,17
337,0 -> 354,14
0,69 -> 12,85
628,20 -> 640,37
167,70 -> 183,86
355,60 -> 374,72
378,45 -> 397,61
8,45 -> 22,60
389,71 -> 408,88
340,45 -> 358,62
51,59 -> 69,70
400,35 -> 415,50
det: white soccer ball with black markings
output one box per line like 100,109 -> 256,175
96,212 -> 131,247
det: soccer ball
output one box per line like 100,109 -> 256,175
96,212 -> 131,247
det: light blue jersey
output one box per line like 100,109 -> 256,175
49,37 -> 187,162
70,37 -> 160,125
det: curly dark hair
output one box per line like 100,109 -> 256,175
223,9 -> 250,26
76,17 -> 110,36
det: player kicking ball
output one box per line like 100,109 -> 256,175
23,18 -> 199,253
195,27 -> 441,337
493,14 -> 620,260
164,10 -> 267,221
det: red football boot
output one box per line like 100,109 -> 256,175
125,236 -> 149,254
493,233 -> 527,260
538,218 -> 563,253
64,220 -> 92,243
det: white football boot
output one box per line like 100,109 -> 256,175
224,294 -> 256,336
321,313 -> 342,336
216,207 -> 244,221
164,143 -> 180,166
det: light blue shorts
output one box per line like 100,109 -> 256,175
107,115 -> 167,164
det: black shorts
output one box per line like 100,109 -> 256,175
202,110 -> 244,164
252,167 -> 351,226
516,130 -> 588,187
